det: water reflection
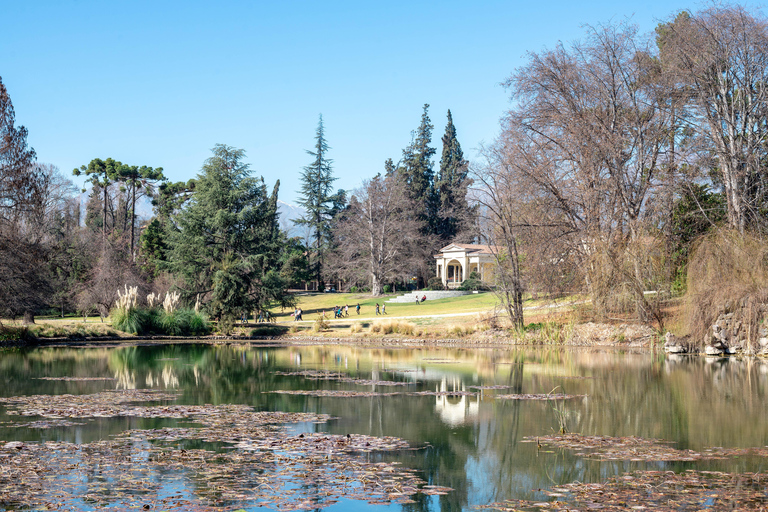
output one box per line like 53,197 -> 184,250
1,344 -> 768,511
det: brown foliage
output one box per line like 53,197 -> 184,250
684,228 -> 768,347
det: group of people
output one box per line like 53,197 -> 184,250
245,310 -> 273,323
332,305 -> 349,318
415,295 -> 427,304
375,303 -> 387,315
292,308 -> 303,321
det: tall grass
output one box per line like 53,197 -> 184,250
110,307 -> 151,335
369,320 -> 416,335
160,308 -> 209,336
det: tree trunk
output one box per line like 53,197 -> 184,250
23,310 -> 35,325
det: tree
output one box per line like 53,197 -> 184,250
0,76 -> 51,324
0,76 -> 43,224
331,174 -> 424,296
659,6 -> 768,233
114,164 -> 165,258
294,115 -> 345,290
397,104 -> 437,230
73,158 -> 122,243
167,144 -> 292,321
435,109 -> 475,243
500,22 -> 673,321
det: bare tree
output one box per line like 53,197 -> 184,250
498,22 -> 674,321
331,174 -> 426,296
659,6 -> 768,233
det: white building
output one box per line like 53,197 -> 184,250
434,243 -> 497,289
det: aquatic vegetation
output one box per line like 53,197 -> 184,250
0,393 -> 450,511
522,433 -> 768,462
480,470 -> 768,511
495,393 -> 586,400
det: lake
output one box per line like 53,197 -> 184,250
1,343 -> 767,511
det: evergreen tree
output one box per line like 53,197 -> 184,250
167,144 -> 291,321
435,109 -> 475,243
397,104 -> 437,232
294,115 -> 345,291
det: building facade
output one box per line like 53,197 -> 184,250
434,243 -> 496,289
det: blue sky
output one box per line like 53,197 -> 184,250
3,0 -> 694,205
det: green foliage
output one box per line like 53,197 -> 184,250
396,104 -> 436,229
382,284 -> 392,293
670,184 -> 726,273
110,307 -> 151,335
159,308 -> 209,336
295,115 -> 346,290
435,110 -> 474,242
138,218 -> 167,277
427,277 -> 445,290
350,286 -> 358,293
249,325 -> 288,337
167,144 -> 293,320
459,271 -> 486,291
0,325 -> 33,342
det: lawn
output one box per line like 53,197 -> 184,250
270,291 -> 500,323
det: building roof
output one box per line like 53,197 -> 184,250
434,243 -> 500,258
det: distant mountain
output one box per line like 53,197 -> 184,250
277,200 -> 307,239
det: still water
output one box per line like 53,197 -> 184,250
1,343 -> 768,511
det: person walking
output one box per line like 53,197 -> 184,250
344,305 -> 349,317
382,304 -> 386,315
375,303 -> 380,315
356,303 -> 360,315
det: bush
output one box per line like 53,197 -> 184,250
350,322 -> 363,334
161,308 -> 210,336
369,320 -> 416,335
350,286 -> 358,293
250,325 -> 288,337
313,317 -> 329,333
383,284 -> 392,293
684,228 -> 768,349
427,277 -> 445,290
458,271 -> 486,291
111,307 -> 152,335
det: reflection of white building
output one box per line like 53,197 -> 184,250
434,243 -> 497,289
434,377 -> 479,426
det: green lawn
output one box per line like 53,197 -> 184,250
270,291 -> 500,323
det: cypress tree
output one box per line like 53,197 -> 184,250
435,109 -> 474,242
397,104 -> 437,232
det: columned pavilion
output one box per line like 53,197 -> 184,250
434,243 -> 496,289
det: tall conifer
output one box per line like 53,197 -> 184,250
294,115 -> 345,290
436,109 -> 473,242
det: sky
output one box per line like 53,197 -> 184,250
2,0 -> 696,206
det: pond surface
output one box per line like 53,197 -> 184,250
1,343 -> 768,511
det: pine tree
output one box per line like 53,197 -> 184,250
435,109 -> 474,243
294,115 -> 345,291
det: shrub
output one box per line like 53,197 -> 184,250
383,284 -> 392,293
161,308 -> 210,336
458,271 -> 486,291
427,277 -> 445,290
350,286 -> 358,293
350,322 -> 363,334
312,317 -> 329,333
250,325 -> 288,337
111,307 -> 151,335
684,228 -> 768,349
369,320 -> 416,335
